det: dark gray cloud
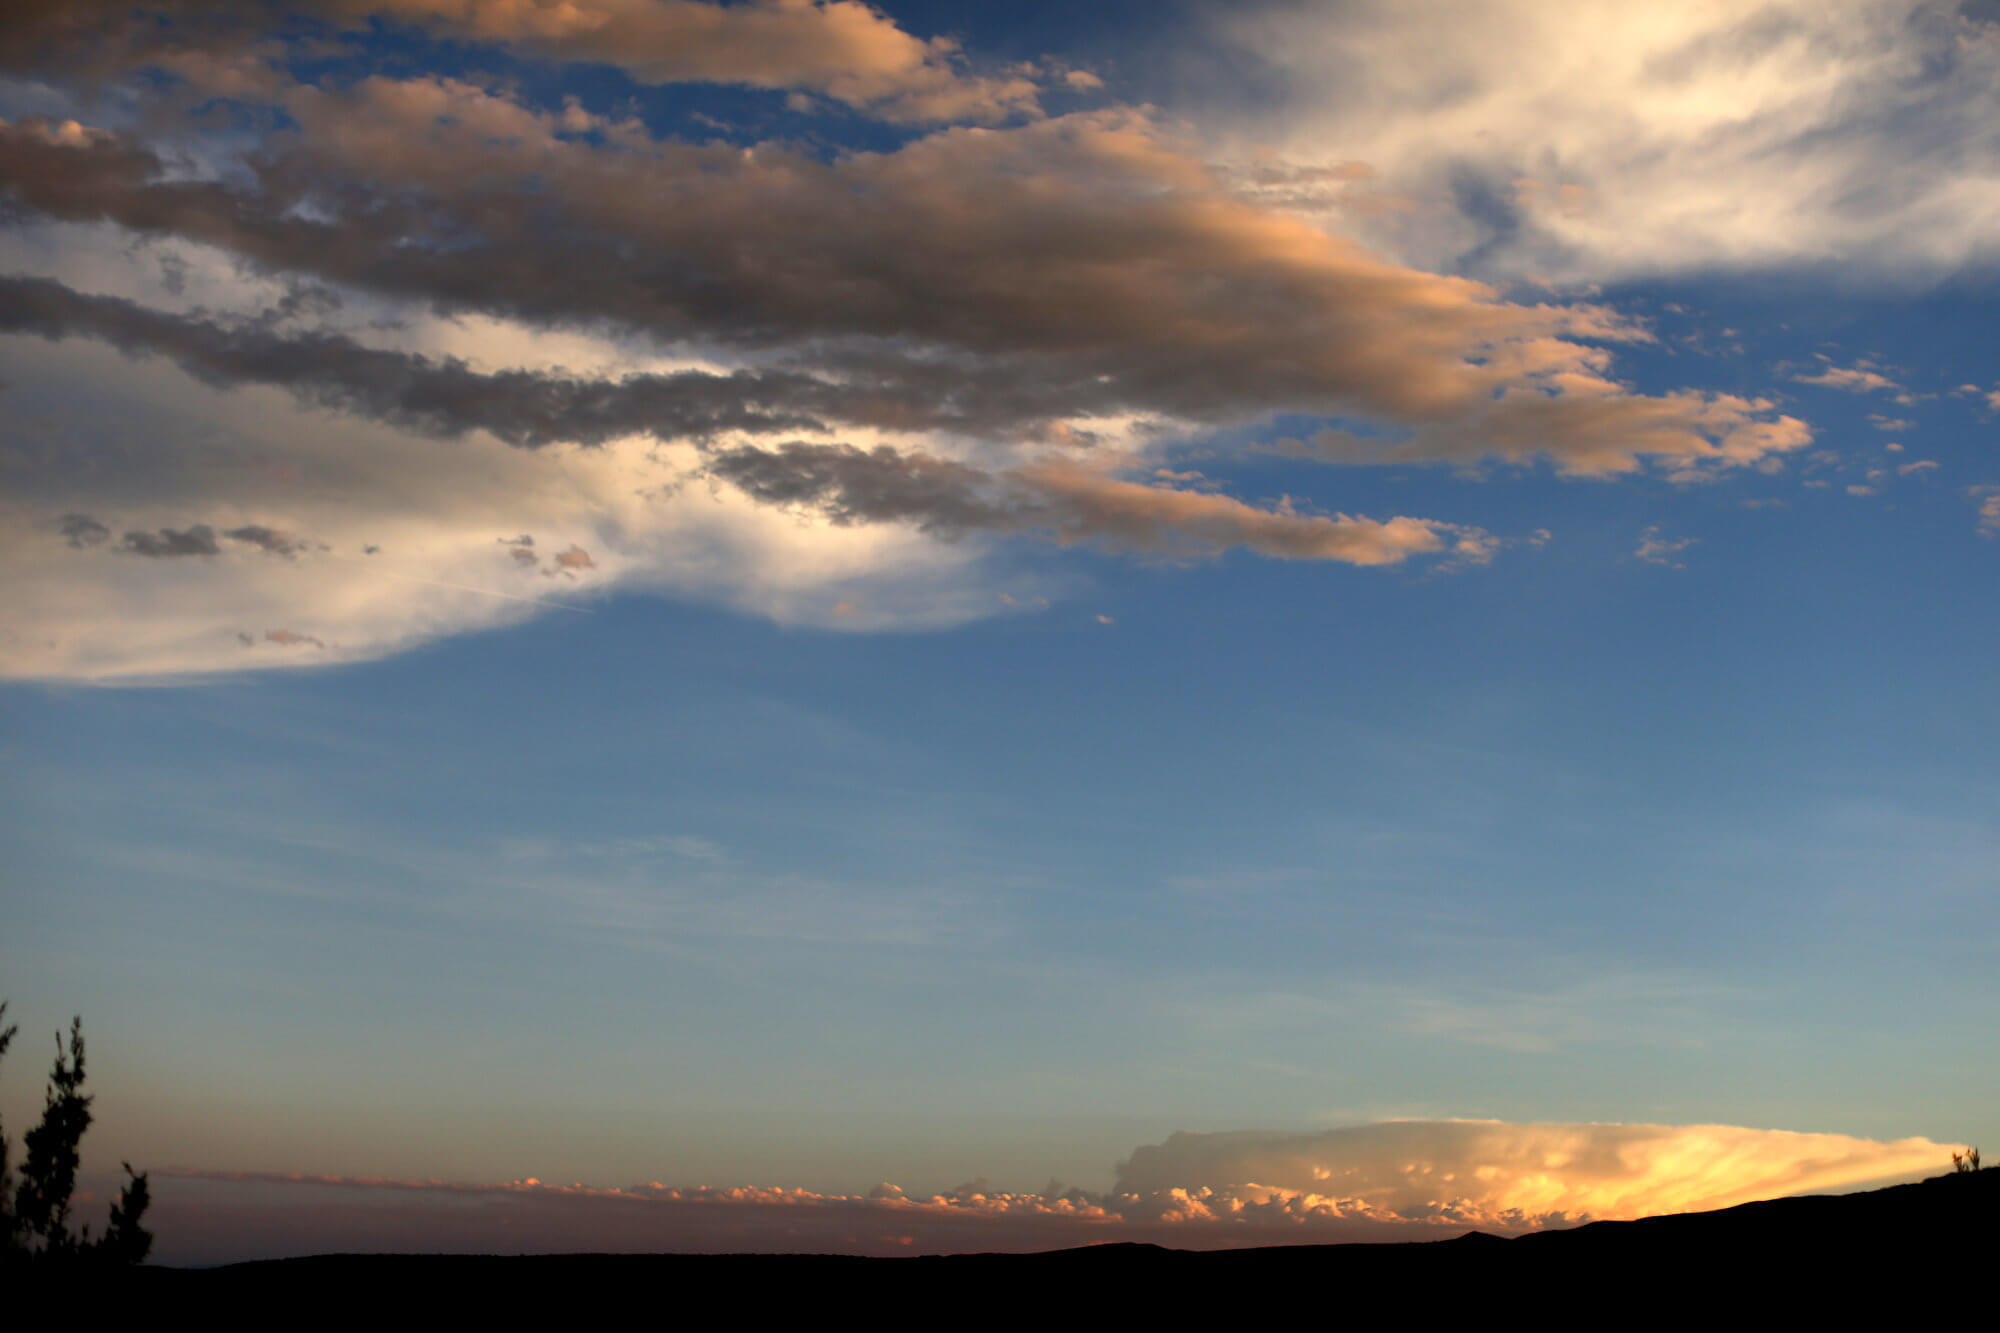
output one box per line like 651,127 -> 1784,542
0,276 -> 863,446
58,509 -> 318,558
58,512 -> 109,547
121,523 -> 220,557
0,274 -> 1158,445
223,524 -> 306,557
709,443 -> 1009,534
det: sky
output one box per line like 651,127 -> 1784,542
0,0 -> 1994,1267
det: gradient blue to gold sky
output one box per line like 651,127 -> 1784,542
1,0 -> 1994,1265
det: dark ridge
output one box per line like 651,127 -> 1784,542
88,1170 -> 2000,1313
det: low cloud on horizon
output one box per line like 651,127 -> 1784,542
144,1120 -> 1953,1266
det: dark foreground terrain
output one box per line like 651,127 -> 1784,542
112,1170 -> 1997,1313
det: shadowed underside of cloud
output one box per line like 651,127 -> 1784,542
146,1120 -> 1949,1264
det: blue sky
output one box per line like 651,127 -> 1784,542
1,1 -> 1994,1262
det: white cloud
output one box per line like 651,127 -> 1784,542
1635,525 -> 1697,567
0,330 -> 1006,680
1210,0 -> 2000,282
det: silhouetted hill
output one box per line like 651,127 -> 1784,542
116,1170 -> 1996,1315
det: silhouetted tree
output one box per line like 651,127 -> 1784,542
98,1165 -> 152,1266
0,1004 -> 14,1250
0,1006 -> 152,1267
15,1017 -> 91,1257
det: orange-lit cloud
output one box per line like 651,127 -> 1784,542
0,5 -> 1824,682
147,1120 -> 1952,1265
1792,361 -> 1904,396
1,0 -> 1043,124
1969,485 -> 2000,537
1111,1122 -> 1951,1230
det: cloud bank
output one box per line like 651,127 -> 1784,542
147,1120 -> 1950,1264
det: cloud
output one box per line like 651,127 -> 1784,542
224,524 -> 309,556
121,524 -> 220,557
1111,1122 -> 1952,1228
0,317 -> 1032,679
1278,392 -> 1810,479
0,0 -> 1043,124
0,8 -> 1823,679
0,270 -> 1806,490
0,99 -> 1802,468
57,512 -> 108,547
1791,361 -> 1903,395
144,1119 -> 1951,1264
0,276 -> 868,445
1970,484 -> 2000,536
706,443 -> 1464,565
374,0 -> 1046,124
1634,526 -> 1696,568
1211,0 -> 2000,282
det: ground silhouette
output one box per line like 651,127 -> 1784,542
116,1166 -> 1993,1315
